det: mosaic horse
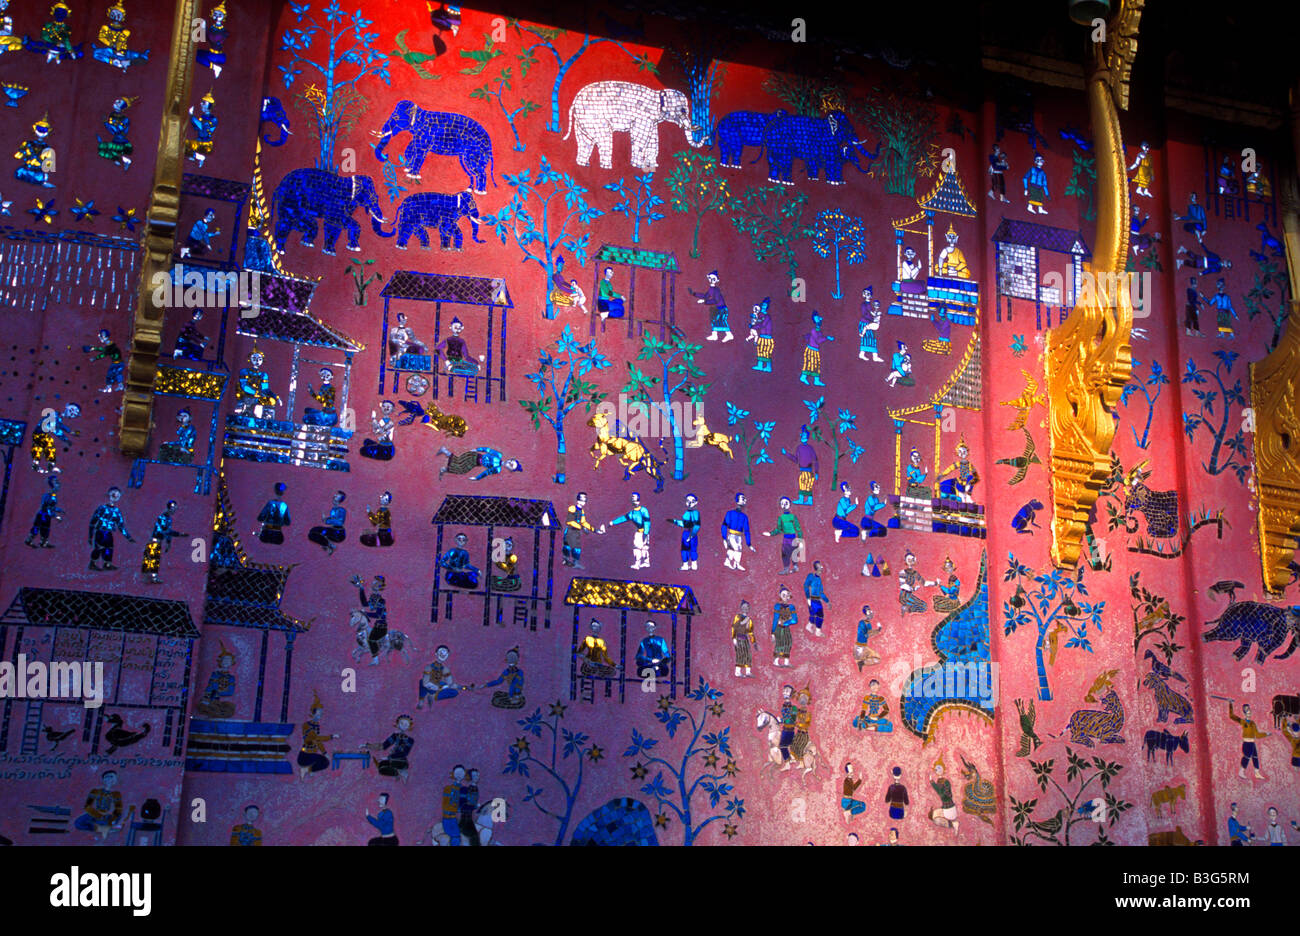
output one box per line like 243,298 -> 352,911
351,609 -> 413,664
755,709 -> 822,780
586,411 -> 665,493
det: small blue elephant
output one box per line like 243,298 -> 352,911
373,100 -> 496,194
376,190 -> 482,251
271,167 -> 387,256
714,110 -> 786,168
260,96 -> 290,147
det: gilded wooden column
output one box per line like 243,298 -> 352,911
1248,83 -> 1300,596
118,0 -> 200,456
1046,1 -> 1141,569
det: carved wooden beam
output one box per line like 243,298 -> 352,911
118,0 -> 200,456
1046,0 -> 1141,569
1249,86 -> 1300,597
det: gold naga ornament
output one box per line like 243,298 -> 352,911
1045,0 -> 1142,569
1249,148 -> 1300,597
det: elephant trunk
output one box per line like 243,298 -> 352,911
468,212 -> 483,244
263,123 -> 290,147
369,209 -> 389,237
374,131 -> 393,162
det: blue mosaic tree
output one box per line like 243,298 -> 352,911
623,331 -> 710,482
1002,554 -> 1104,702
622,678 -> 745,845
725,402 -> 774,486
809,208 -> 867,300
511,21 -> 657,134
503,701 -> 602,845
519,324 -> 611,485
482,156 -> 603,320
1181,350 -> 1249,484
1118,357 -> 1168,450
278,0 -> 391,172
461,34 -> 540,153
603,174 -> 665,244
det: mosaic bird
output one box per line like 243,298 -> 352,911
996,428 -> 1040,485
42,725 -> 75,751
1000,369 -> 1045,431
1014,698 -> 1041,757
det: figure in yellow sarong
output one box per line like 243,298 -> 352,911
934,224 -> 970,279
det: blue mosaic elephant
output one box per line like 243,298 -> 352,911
270,168 -> 387,256
376,190 -> 482,250
373,100 -> 496,194
714,109 -> 786,168
260,96 -> 290,147
761,110 -> 876,185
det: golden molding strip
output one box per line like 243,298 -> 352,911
1047,0 -> 1141,569
118,0 -> 201,456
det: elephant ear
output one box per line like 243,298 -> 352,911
659,90 -> 668,115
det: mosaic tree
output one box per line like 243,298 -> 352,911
603,174 -> 665,244
623,331 -> 709,482
622,679 -> 745,845
1245,252 -> 1291,352
1002,555 -> 1105,702
1009,748 -> 1131,845
461,34 -> 540,153
278,0 -> 391,171
1118,357 -> 1168,450
510,20 -> 657,133
803,396 -> 863,491
1130,572 -> 1185,667
665,150 -> 732,259
519,324 -> 611,484
665,34 -> 727,146
481,156 -> 603,320
503,701 -> 603,846
809,208 -> 867,300
1181,350 -> 1249,484
1063,145 -> 1097,221
729,185 -> 811,280
762,72 -> 829,117
853,88 -> 940,198
725,402 -> 774,486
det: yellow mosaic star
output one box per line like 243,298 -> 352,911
709,701 -> 725,717
703,750 -> 720,769
723,822 -> 739,839
653,812 -> 671,830
548,700 -> 568,718
723,759 -> 738,777
630,761 -> 648,780
656,697 -> 674,712
586,744 -> 604,763
512,737 -> 530,754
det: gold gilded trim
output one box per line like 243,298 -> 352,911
1047,0 -> 1141,569
118,0 -> 200,456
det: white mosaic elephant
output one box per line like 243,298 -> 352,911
563,81 -> 702,171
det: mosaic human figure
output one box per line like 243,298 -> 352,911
987,143 -> 1010,203
25,475 -> 63,548
842,762 -> 867,821
158,408 -> 196,464
898,549 -> 936,615
360,400 -> 397,460
803,559 -> 830,638
256,482 -> 291,544
97,96 -> 137,169
297,692 -> 337,779
361,491 -> 394,547
1208,277 -> 1237,338
771,585 -> 797,667
931,556 -> 962,612
853,604 -> 881,670
858,287 -> 883,362
230,805 -> 262,846
1175,191 -> 1206,244
609,491 -> 651,569
439,531 -> 480,588
92,1 -> 149,70
235,350 -> 280,418
1022,152 -> 1049,214
781,426 -> 819,506
763,495 -> 803,574
577,619 -> 618,678
562,492 -> 604,568
419,645 -> 459,705
853,678 -> 893,732
436,317 -> 484,376
30,402 -> 79,474
929,755 -> 959,833
904,447 -> 931,498
303,368 -> 338,426
884,766 -> 909,819
935,224 -> 970,278
187,89 -> 218,166
747,297 -> 774,372
142,499 -> 187,583
196,643 -> 237,719
362,713 -> 416,782
174,309 -> 209,360
307,490 -> 347,555
195,0 -> 227,77
352,573 -> 388,665
478,647 -> 525,709
799,312 -> 833,386
88,486 -> 134,571
721,492 -> 756,571
437,445 -> 523,481
635,620 -> 671,679
1128,140 -> 1153,198
938,436 -> 979,503
365,792 -> 398,846
73,770 -> 123,839
668,493 -> 701,571
692,270 -> 732,342
14,114 -> 56,186
885,340 -> 914,387
730,599 -> 756,677
26,2 -> 82,63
